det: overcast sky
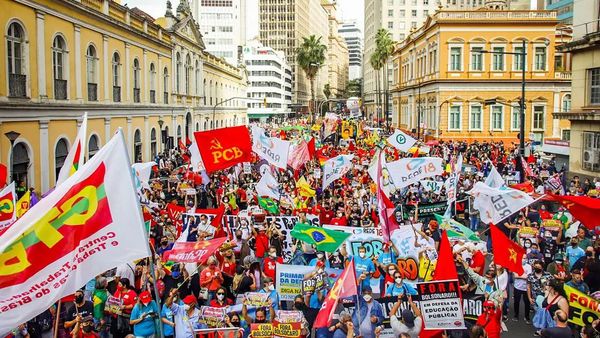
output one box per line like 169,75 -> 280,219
124,0 -> 364,39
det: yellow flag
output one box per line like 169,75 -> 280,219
296,176 -> 316,197
16,190 -> 30,218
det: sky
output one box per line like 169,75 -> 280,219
124,0 -> 364,39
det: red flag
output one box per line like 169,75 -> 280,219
314,259 -> 358,328
377,152 -> 398,242
167,203 -> 186,229
0,164 -> 7,187
288,141 -> 310,171
167,237 -> 227,263
194,126 -> 252,173
549,194 -> 600,229
432,230 -> 458,281
521,157 -> 536,178
510,181 -> 534,194
490,224 -> 525,274
307,138 -> 316,159
179,139 -> 187,151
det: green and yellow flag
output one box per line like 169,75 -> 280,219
434,214 -> 480,242
258,197 -> 279,214
291,223 -> 351,252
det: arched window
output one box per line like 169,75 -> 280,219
203,79 -> 207,105
133,58 -> 140,102
562,94 -> 571,113
134,129 -> 142,162
86,45 -> 98,101
7,22 -> 26,97
176,52 -> 181,93
195,122 -> 199,131
55,138 -> 69,182
195,60 -> 201,96
112,52 -> 121,102
12,142 -> 30,188
149,63 -> 156,103
177,125 -> 182,145
52,35 -> 68,100
209,80 -> 213,105
185,55 -> 191,95
204,120 -> 208,130
163,67 -> 169,104
150,128 -> 157,158
88,134 -> 99,159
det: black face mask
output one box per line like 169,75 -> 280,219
231,321 -> 240,327
82,325 -> 93,333
534,268 -> 543,273
161,241 -> 168,246
255,319 -> 266,324
587,252 -> 594,257
75,295 -> 84,304
294,302 -> 306,310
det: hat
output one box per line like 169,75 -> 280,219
139,291 -> 152,305
401,309 -> 415,328
554,253 -> 564,261
572,268 -> 582,274
182,295 -> 197,305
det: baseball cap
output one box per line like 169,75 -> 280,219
139,291 -> 152,305
183,295 -> 197,305
401,309 -> 415,328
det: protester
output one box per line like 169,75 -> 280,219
64,290 -> 95,330
351,286 -> 384,338
129,291 -> 160,338
389,295 -> 422,338
165,290 -> 202,338
540,310 -> 571,338
475,300 -> 502,338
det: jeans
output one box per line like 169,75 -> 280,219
513,288 -> 531,320
470,215 -> 479,231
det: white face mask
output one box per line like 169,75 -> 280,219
183,304 -> 191,311
269,252 -> 277,258
359,252 -> 366,258
395,278 -> 403,284
317,253 -> 324,259
267,284 -> 275,291
217,294 -> 225,300
363,294 -> 372,302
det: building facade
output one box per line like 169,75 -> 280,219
1,0 -> 247,194
555,0 -> 600,177
390,8 -> 571,144
243,39 -> 293,121
339,21 -> 363,81
258,0 -> 329,108
545,0 -> 573,24
322,1 -> 349,99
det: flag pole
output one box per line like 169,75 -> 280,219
53,300 -> 62,338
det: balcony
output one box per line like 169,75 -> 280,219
150,90 -> 156,103
164,91 -> 169,104
8,74 -> 26,98
54,79 -> 67,100
113,86 -> 121,102
87,83 -> 98,101
133,88 -> 140,103
554,71 -> 571,79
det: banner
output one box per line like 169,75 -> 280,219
256,169 -> 282,200
564,284 -> 600,327
387,129 -> 417,152
385,157 -> 444,190
404,202 -> 447,221
181,212 -> 218,241
244,292 -> 270,307
420,180 -> 444,194
194,126 -> 252,173
132,162 -> 156,191
200,306 -> 227,328
275,263 -> 343,301
445,155 -> 463,207
0,131 -> 149,333
252,126 -> 291,169
469,182 -> 535,224
322,155 -> 354,189
415,280 -> 466,330
0,182 -> 16,235
167,238 -> 227,263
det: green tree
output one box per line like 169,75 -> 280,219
374,29 -> 395,125
296,35 -> 327,123
323,83 -> 331,100
370,50 -> 384,121
346,78 -> 362,97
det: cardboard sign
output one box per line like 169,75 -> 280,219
200,306 -> 227,328
245,292 -> 270,307
301,272 -> 328,295
276,310 -> 304,324
276,263 -> 343,301
565,284 -> 600,327
104,296 -> 123,315
415,280 -> 466,330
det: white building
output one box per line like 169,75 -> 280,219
243,40 -> 293,121
192,0 -> 246,66
338,21 -> 363,80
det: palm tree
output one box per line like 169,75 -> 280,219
374,29 -> 395,126
370,50 -> 384,123
297,35 -> 327,123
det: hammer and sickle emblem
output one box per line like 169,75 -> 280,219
209,139 -> 223,150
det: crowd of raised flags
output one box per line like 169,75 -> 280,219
0,113 -> 600,338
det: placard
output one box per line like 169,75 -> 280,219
301,271 -> 328,295
244,292 -> 270,307
104,296 -> 123,315
200,306 -> 227,328
415,280 -> 466,330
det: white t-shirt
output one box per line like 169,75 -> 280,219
390,315 -> 423,338
513,264 -> 532,291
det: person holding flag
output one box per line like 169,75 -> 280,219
351,286 -> 384,338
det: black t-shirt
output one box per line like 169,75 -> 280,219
65,301 -> 94,322
541,326 -> 571,338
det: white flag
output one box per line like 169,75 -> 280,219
468,182 -> 535,224
189,135 -> 205,173
256,169 -> 281,200
485,164 -> 505,189
252,126 -> 291,169
0,182 -> 16,234
420,180 -> 444,194
322,155 -> 354,189
56,112 -> 88,186
387,129 -> 417,152
384,157 -> 444,190
132,162 -> 156,191
445,154 -> 463,206
0,130 -> 149,333
367,151 -> 396,197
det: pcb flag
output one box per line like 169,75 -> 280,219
387,129 -> 417,152
322,155 -> 354,189
0,130 -> 149,333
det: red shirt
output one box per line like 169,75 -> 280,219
254,232 -> 270,258
330,216 -> 347,226
221,259 -> 236,276
209,298 -> 234,308
114,288 -> 137,315
262,256 -> 283,279
319,208 -> 334,225
476,309 -> 502,338
470,251 -> 486,276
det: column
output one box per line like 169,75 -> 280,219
127,116 -> 133,157
104,117 -> 111,143
143,50 -> 148,103
158,56 -> 162,103
144,115 -> 150,161
36,10 -> 47,100
103,35 -> 109,102
171,114 -> 177,144
39,120 -> 50,193
552,92 -> 560,138
74,24 -> 83,102
125,43 -> 131,102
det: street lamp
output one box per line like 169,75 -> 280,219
5,131 -> 20,183
157,117 -> 164,152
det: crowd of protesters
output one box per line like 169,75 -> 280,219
6,117 -> 600,338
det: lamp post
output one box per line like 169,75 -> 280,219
5,131 -> 20,183
157,117 -> 164,152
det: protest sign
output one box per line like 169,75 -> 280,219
404,202 -> 447,221
273,321 -> 302,338
264,216 -> 318,261
276,311 -> 304,323
276,264 -> 343,301
301,271 -> 328,295
243,162 -> 252,174
245,292 -> 270,307
250,323 -> 273,338
342,296 -> 420,338
104,296 -> 123,315
564,284 -> 600,327
415,280 -> 466,330
518,226 -> 539,249
462,293 -> 485,324
200,306 -> 227,328
390,225 -> 423,283
181,212 -> 217,241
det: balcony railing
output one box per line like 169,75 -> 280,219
9,74 -> 26,98
150,90 -> 156,103
113,86 -> 121,102
133,88 -> 140,103
554,71 -> 572,79
87,83 -> 98,101
164,91 -> 169,104
54,79 -> 67,100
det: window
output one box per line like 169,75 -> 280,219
450,47 -> 462,71
533,105 -> 545,130
589,68 -> 600,105
491,105 -> 503,130
55,138 -> 69,181
88,135 -> 99,159
388,22 -> 394,29
492,46 -> 504,71
149,63 -> 156,103
582,132 -> 600,172
470,47 -> 483,71
7,22 -> 26,97
388,9 -> 394,17
534,46 -> 547,70
176,52 -> 181,93
554,55 -> 563,70
163,67 -> 169,104
133,129 -> 142,163
399,10 -> 405,17
470,105 -> 482,130
449,105 -> 461,130
511,107 -> 520,131
411,10 -> 417,17
424,10 -> 429,16
133,58 -> 140,103
112,52 -> 121,102
562,94 -> 571,112
86,45 -> 97,101
514,46 -> 525,71
151,128 -> 157,158
52,36 -> 67,100
411,22 -> 417,28
562,129 -> 570,141
185,55 -> 191,95
195,61 -> 200,96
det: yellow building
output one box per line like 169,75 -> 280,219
0,0 -> 247,194
322,1 -> 349,99
391,6 -> 572,145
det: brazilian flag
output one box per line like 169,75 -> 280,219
434,214 -> 480,242
291,223 -> 351,252
258,197 -> 279,214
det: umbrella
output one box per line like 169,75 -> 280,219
425,140 -> 440,146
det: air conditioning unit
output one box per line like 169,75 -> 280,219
583,150 -> 598,168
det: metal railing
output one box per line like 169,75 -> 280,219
113,86 -> 121,102
133,88 -> 140,103
54,79 -> 67,100
573,18 -> 600,36
87,83 -> 97,101
9,74 -> 26,98
150,90 -> 156,103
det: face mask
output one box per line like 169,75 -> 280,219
534,267 -> 543,273
217,294 -> 225,300
172,271 -> 181,279
269,252 -> 277,258
294,302 -> 306,310
587,252 -> 593,257
183,304 -> 191,311
530,249 -> 539,254
75,295 -> 84,304
161,241 -> 168,246
232,321 -> 240,327
317,253 -> 324,259
395,278 -> 403,284
267,284 -> 275,291
82,325 -> 93,333
359,252 -> 366,258
363,294 -> 372,302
